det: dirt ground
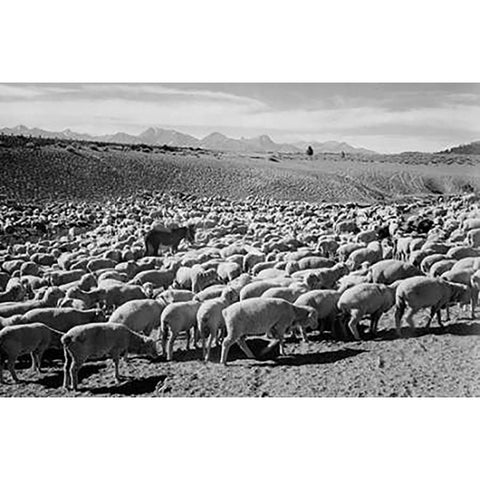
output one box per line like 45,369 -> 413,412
1,307 -> 479,397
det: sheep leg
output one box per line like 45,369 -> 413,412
237,337 -> 256,359
0,358 -> 3,384
7,357 -> 19,383
205,332 -> 216,362
370,312 -> 381,337
394,305 -> 406,337
185,329 -> 191,351
220,337 -> 234,365
404,309 -> 416,333
167,333 -> 177,361
471,287 -> 478,320
63,348 -> 72,389
30,352 -> 39,373
70,360 -> 80,391
348,309 -> 362,341
436,310 -> 444,328
113,355 -> 124,383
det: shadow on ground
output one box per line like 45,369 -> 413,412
84,374 -> 167,395
36,363 -> 107,389
273,347 -> 367,366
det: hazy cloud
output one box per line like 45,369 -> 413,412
0,83 -> 479,152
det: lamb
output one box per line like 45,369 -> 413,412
109,299 -> 167,335
0,323 -> 58,383
160,300 -> 202,361
61,323 -> 158,390
220,298 -> 317,364
367,259 -> 422,285
294,289 -> 342,337
337,282 -> 398,340
196,288 -> 238,361
394,276 -> 471,335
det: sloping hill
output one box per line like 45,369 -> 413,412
0,135 -> 479,204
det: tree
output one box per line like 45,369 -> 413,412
306,145 -> 314,156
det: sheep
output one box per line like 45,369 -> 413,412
0,287 -> 65,320
420,254 -> 448,274
191,268 -> 219,293
243,251 -> 265,272
131,268 -> 177,289
337,282 -> 398,340
196,288 -> 238,361
97,280 -> 147,309
109,299 -> 166,335
217,261 -> 242,283
16,308 -> 105,347
347,246 -> 382,270
240,279 -> 290,300
261,283 -> 309,303
297,256 -> 335,270
61,323 -> 158,390
441,268 -> 478,319
48,269 -> 86,286
220,298 -> 318,364
0,280 -> 26,303
429,259 -> 456,277
0,323 -> 58,383
58,286 -> 105,310
394,276 -> 471,335
157,289 -> 195,303
193,284 -> 227,301
294,289 -> 342,337
160,300 -> 202,361
367,259 -> 422,285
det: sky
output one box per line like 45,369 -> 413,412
0,83 -> 479,153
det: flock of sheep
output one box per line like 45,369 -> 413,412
0,191 -> 479,392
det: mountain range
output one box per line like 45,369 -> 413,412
0,124 -> 378,154
438,141 -> 480,155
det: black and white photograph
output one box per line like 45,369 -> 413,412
1,2 -> 479,479
0,82 -> 479,397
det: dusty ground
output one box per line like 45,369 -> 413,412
1,307 -> 478,397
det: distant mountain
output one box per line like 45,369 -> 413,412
138,127 -> 199,147
439,141 -> 480,155
295,140 -> 377,155
0,124 -> 375,154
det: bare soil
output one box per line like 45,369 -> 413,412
1,307 -> 478,397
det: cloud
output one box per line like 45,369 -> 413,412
0,83 -> 478,153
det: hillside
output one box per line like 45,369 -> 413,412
440,141 -> 480,155
0,134 -> 479,204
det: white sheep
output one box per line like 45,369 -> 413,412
196,287 -> 238,361
394,276 -> 471,335
160,300 -> 202,361
220,298 -> 318,365
61,323 -> 158,390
